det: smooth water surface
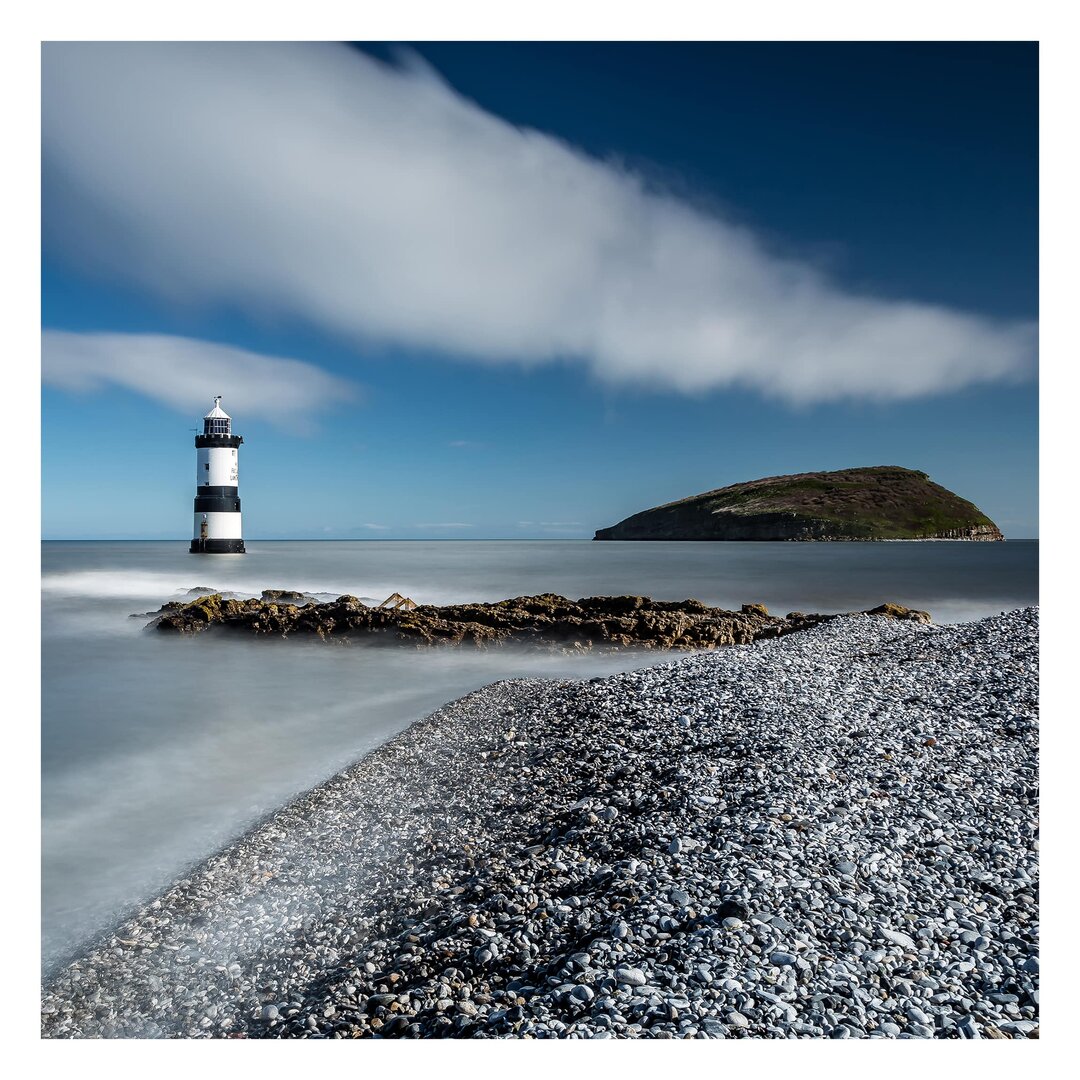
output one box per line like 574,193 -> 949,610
42,539 -> 1037,969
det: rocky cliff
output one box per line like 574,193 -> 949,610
594,466 -> 1004,542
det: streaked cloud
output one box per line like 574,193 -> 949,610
42,42 -> 1036,404
414,522 -> 474,529
42,330 -> 357,429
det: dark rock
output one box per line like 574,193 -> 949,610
146,592 -> 779,650
143,592 -> 932,651
864,603 -> 931,624
131,601 -> 184,618
716,900 -> 749,922
260,589 -> 315,604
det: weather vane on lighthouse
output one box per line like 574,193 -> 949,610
190,395 -> 245,554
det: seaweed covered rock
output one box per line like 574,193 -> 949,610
144,593 -> 931,651
864,602 -> 932,624
260,589 -> 317,604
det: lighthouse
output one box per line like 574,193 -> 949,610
189,396 -> 245,554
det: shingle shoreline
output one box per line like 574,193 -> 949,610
42,609 -> 1039,1039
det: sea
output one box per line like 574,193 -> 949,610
41,538 -> 1038,971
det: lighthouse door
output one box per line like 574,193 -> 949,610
200,518 -> 209,541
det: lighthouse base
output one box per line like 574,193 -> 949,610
190,538 -> 246,554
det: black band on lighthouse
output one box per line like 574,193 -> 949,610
189,538 -> 246,554
194,495 -> 242,513
194,434 -> 243,449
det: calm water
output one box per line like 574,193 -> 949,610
41,539 -> 1037,969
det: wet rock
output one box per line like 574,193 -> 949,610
143,591 -> 932,651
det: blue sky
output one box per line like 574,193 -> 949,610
42,41 -> 1038,539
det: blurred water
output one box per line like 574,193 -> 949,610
41,539 -> 1037,969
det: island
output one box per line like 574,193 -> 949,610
593,466 -> 1004,542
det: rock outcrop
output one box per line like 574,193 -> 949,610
144,592 -> 930,650
594,466 -> 1004,542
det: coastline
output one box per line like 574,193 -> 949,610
42,608 -> 1039,1039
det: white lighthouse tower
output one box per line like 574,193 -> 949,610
190,396 -> 245,554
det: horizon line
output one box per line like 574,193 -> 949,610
40,536 -> 1041,543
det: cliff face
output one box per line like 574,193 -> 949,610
594,466 -> 1004,542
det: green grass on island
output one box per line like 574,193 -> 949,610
594,466 -> 1003,541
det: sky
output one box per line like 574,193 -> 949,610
41,41 -> 1039,539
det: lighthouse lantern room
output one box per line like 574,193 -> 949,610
190,396 -> 245,554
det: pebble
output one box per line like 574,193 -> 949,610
956,1017 -> 983,1039
882,929 -> 918,950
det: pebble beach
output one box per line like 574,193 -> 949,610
41,607 -> 1039,1039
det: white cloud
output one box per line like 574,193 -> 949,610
42,330 -> 357,428
42,43 -> 1036,404
414,522 -> 474,529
